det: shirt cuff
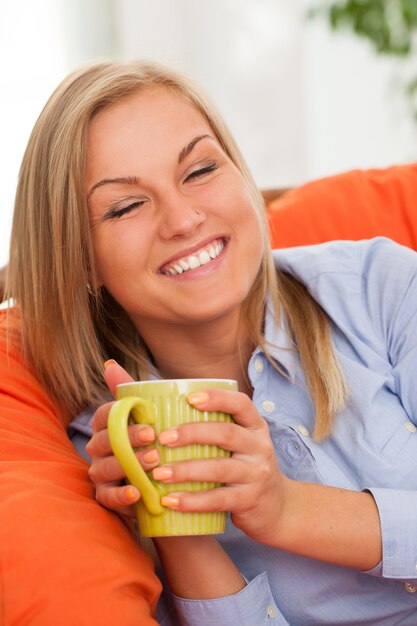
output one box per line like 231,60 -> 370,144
365,487 -> 417,582
172,572 -> 288,626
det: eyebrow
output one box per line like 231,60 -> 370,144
178,134 -> 211,163
88,134 -> 213,198
88,176 -> 140,199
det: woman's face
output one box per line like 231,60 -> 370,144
86,87 -> 263,334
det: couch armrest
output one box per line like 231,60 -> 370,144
261,188 -> 291,204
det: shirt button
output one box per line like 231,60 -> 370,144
262,400 -> 276,413
297,425 -> 310,437
254,358 -> 264,373
404,582 -> 417,593
266,604 -> 277,618
404,421 -> 417,433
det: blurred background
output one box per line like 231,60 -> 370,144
1,0 -> 416,267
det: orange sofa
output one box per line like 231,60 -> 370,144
267,163 -> 417,251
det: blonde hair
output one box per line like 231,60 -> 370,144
6,59 -> 347,438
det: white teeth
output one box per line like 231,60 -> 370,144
162,239 -> 225,275
198,250 -> 211,265
188,255 -> 200,269
179,259 -> 190,271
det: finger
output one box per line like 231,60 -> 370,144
86,423 -> 156,457
95,483 -> 140,516
152,457 -> 251,486
91,401 -> 115,432
187,389 -> 265,429
88,447 -> 160,483
159,420 -> 262,455
160,486 -> 243,513
103,360 -> 135,396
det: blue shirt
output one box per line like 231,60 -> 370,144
70,238 -> 417,625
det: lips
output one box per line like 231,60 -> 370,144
160,238 -> 226,276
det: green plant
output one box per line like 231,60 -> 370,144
309,1 -> 417,118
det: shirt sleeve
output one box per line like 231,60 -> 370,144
172,572 -> 289,626
365,489 -> 417,582
361,238 -> 417,581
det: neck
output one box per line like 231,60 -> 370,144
138,313 -> 254,397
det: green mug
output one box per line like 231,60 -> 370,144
108,379 -> 237,537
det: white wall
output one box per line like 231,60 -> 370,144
0,0 -> 67,269
0,0 -> 117,268
303,12 -> 417,179
1,0 -> 416,268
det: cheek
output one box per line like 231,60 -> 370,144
239,197 -> 265,253
91,228 -> 135,289
244,208 -> 266,285
230,197 -> 265,294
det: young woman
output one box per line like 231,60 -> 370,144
7,59 -> 417,625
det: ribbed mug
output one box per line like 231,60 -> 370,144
108,379 -> 237,536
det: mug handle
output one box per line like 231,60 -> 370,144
108,396 -> 164,515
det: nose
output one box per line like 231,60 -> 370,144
158,194 -> 206,239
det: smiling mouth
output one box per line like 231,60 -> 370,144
160,238 -> 227,276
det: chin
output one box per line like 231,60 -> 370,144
176,291 -> 250,325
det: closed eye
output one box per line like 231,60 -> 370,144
184,162 -> 218,183
103,200 -> 145,220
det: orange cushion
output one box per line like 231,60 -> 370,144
0,311 -> 161,625
267,163 -> 417,250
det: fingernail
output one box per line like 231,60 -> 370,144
159,429 -> 179,445
104,359 -> 117,369
125,486 -> 139,502
143,448 -> 159,464
153,466 -> 173,480
138,427 -> 155,443
161,495 -> 180,509
187,391 -> 209,406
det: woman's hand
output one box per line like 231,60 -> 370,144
154,389 -> 290,545
87,362 -> 287,543
86,362 -> 160,518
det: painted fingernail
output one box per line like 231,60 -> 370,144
153,466 -> 173,480
187,391 -> 209,406
159,429 -> 179,445
125,486 -> 139,502
143,448 -> 159,464
138,427 -> 155,443
104,359 -> 117,369
161,495 -> 180,508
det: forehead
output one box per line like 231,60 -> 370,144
88,87 -> 212,148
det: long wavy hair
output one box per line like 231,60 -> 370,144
6,59 -> 347,438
